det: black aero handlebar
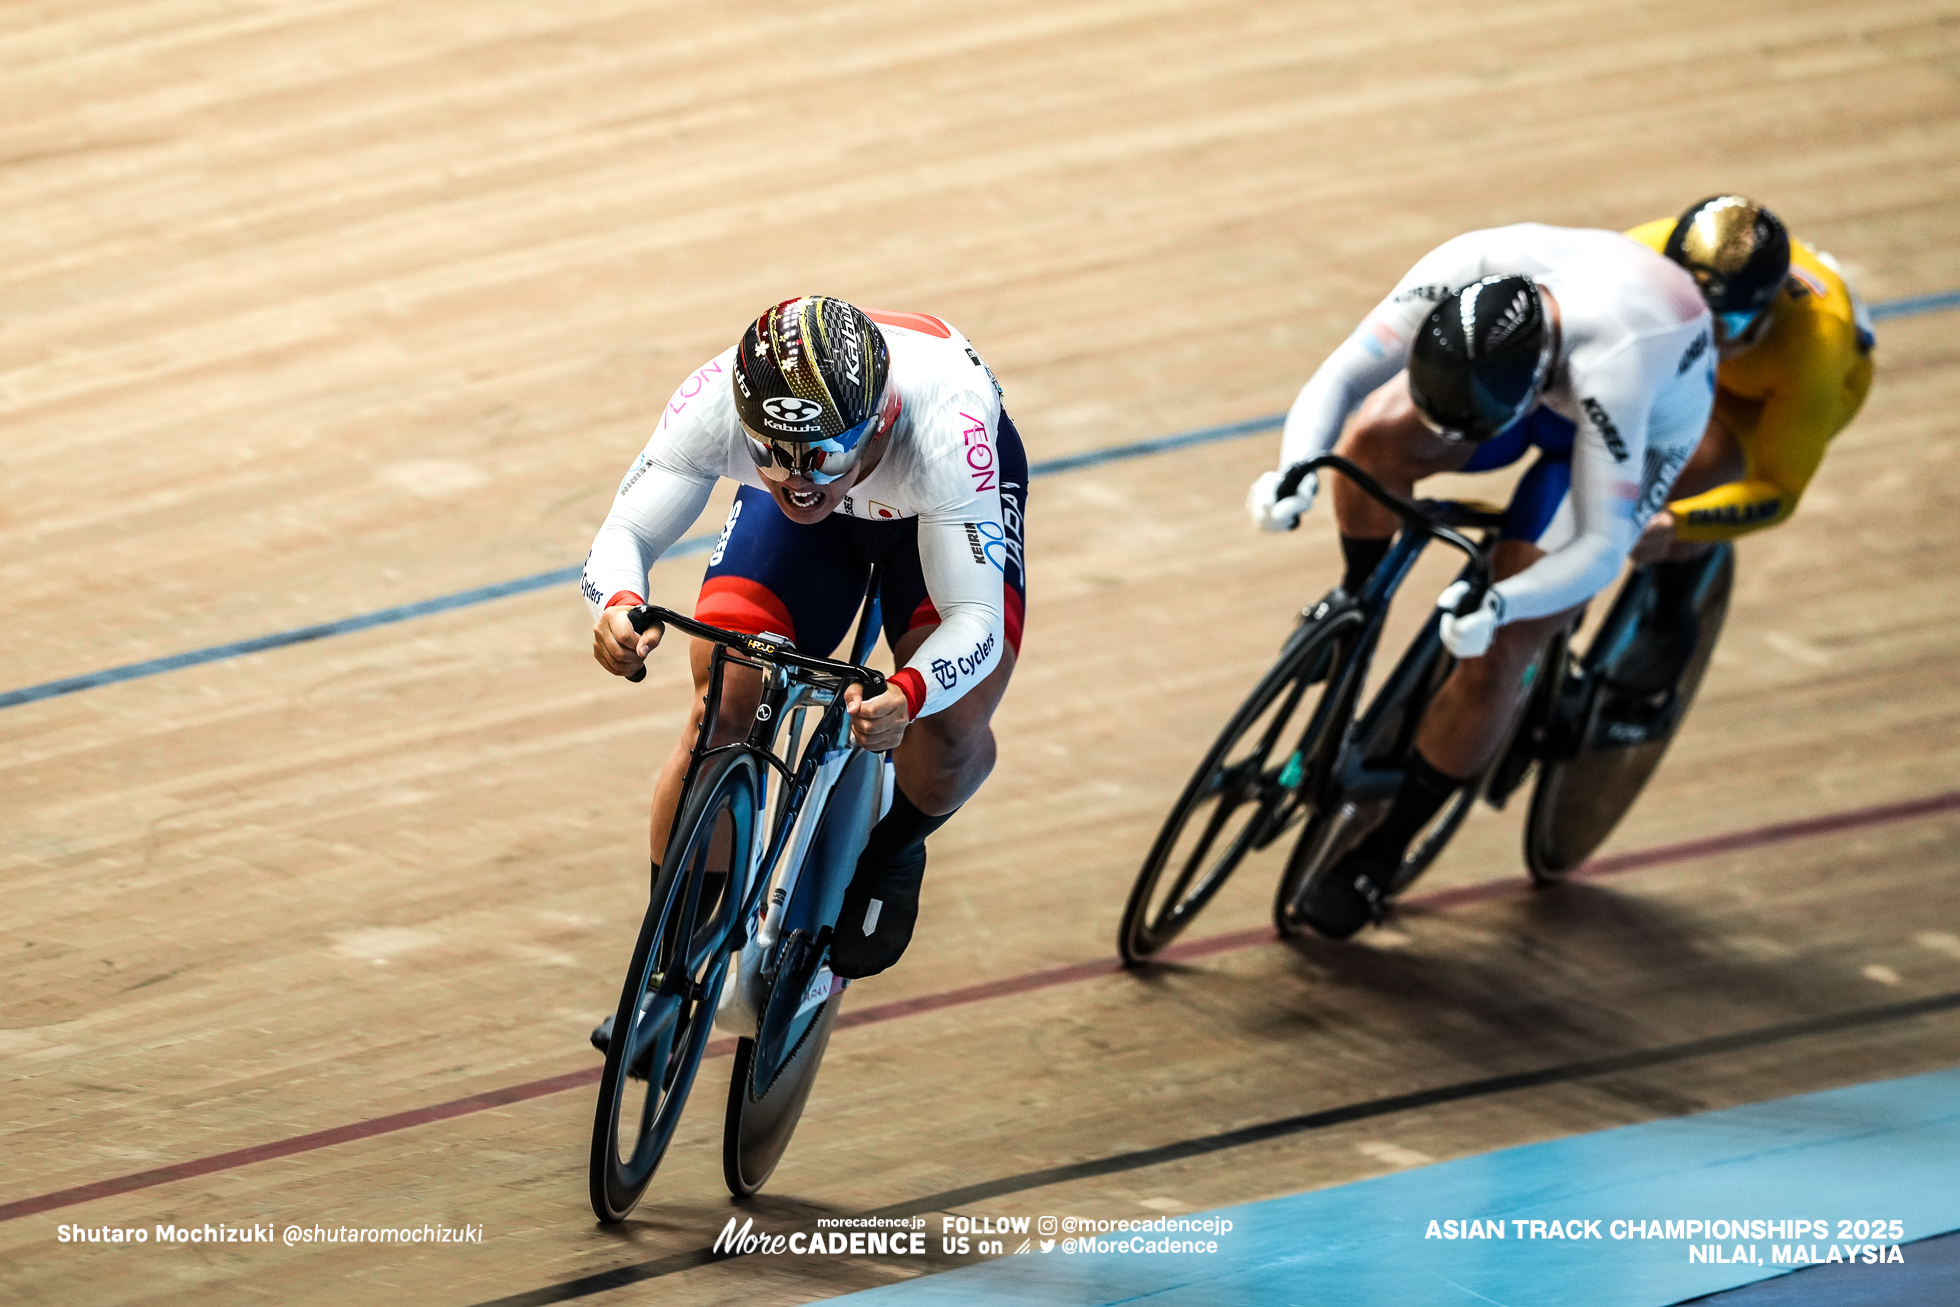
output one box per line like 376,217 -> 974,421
623,604 -> 888,697
1278,453 -> 1496,618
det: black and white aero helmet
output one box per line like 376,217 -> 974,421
1406,275 -> 1555,443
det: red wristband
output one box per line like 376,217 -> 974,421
888,668 -> 927,719
604,591 -> 645,611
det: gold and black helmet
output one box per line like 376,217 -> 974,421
1663,196 -> 1791,334
732,296 -> 891,484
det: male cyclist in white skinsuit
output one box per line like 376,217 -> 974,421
582,296 -> 1026,987
1246,224 -> 1714,938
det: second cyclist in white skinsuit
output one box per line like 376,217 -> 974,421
1246,223 -> 1714,936
1274,224 -> 1716,622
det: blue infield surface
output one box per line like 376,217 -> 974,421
820,1066 -> 1960,1307
1686,1229 -> 1960,1304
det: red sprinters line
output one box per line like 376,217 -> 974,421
1581,790 -> 1960,874
1404,789 -> 1960,915
5,789 -> 1956,1223
0,1068 -> 598,1223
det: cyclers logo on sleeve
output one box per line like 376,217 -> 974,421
1581,397 -> 1629,462
927,631 -> 996,692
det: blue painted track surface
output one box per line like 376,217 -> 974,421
1685,1229 -> 1960,1304
821,1067 -> 1960,1307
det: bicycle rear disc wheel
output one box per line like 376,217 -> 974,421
589,751 -> 757,1222
1119,611 -> 1355,964
1525,550 -> 1734,884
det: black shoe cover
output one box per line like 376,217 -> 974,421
830,848 -> 927,979
1300,853 -> 1391,940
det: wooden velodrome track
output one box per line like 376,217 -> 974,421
5,1 -> 1960,1303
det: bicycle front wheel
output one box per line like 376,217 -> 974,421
589,750 -> 758,1223
721,748 -> 882,1198
1119,609 -> 1357,964
723,930 -> 844,1198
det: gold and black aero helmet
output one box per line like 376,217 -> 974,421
732,296 -> 891,485
1663,196 -> 1791,339
1407,275 -> 1555,443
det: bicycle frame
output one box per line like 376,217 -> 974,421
1277,455 -> 1504,814
628,596 -> 887,961
1120,457 -> 1511,960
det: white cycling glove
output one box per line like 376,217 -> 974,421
1247,469 -> 1317,533
1437,580 -> 1505,659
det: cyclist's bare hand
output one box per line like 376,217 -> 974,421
593,604 -> 662,678
843,682 -> 910,752
1630,509 -> 1677,566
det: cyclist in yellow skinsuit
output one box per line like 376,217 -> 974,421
1605,196 -> 1875,689
1627,196 -> 1875,546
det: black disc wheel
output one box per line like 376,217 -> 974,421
721,746 -> 880,1198
1119,609 -> 1358,964
589,751 -> 757,1223
1525,547 -> 1734,884
722,927 -> 844,1198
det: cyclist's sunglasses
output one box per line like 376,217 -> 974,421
742,412 -> 879,485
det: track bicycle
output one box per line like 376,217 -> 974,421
1118,454 -> 1498,961
1118,454 -> 1733,962
589,588 -> 890,1221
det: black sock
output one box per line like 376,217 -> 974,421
1340,535 -> 1393,594
1355,752 -> 1464,865
860,786 -> 956,870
